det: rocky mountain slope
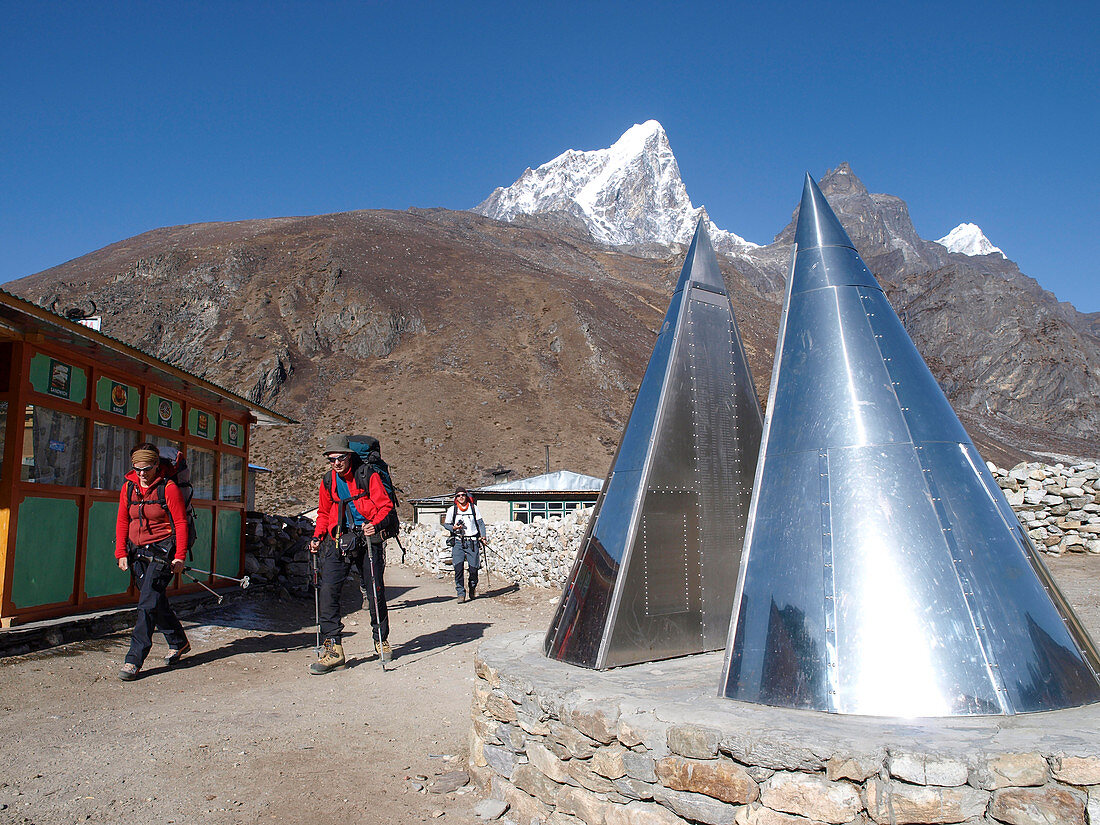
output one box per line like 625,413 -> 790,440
482,131 -> 1100,443
770,165 -> 1100,443
10,209 -> 783,511
9,145 -> 1098,512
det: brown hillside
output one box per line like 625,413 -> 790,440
11,209 -> 780,511
10,207 -> 1093,513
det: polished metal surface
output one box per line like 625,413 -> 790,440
545,220 -> 764,669
720,175 -> 1100,715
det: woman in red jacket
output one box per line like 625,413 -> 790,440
115,442 -> 190,681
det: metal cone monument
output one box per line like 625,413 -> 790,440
545,220 -> 763,669
720,175 -> 1100,715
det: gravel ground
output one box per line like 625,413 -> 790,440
0,565 -> 558,825
0,555 -> 1097,825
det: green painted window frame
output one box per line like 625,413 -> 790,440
509,500 -> 582,523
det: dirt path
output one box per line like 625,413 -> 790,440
0,566 -> 557,825
1,555 -> 1098,825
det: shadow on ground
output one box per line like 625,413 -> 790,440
383,622 -> 493,668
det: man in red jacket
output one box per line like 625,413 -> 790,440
309,434 -> 394,674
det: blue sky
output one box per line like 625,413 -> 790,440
2,1 -> 1097,311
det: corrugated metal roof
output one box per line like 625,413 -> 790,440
476,470 -> 603,493
409,471 -> 604,505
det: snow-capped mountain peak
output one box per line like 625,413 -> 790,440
474,120 -> 757,254
936,223 -> 1005,258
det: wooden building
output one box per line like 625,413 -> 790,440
0,290 -> 292,626
410,471 -> 603,525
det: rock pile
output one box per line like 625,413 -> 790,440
990,461 -> 1100,556
244,513 -> 315,595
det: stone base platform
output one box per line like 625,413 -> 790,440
470,632 -> 1100,825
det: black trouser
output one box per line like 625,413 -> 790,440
452,537 -> 480,597
319,535 -> 388,644
125,552 -> 187,667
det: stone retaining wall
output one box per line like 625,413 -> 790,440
991,461 -> 1100,556
471,632 -> 1100,825
398,508 -> 591,587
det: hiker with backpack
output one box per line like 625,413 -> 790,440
114,442 -> 192,681
308,434 -> 396,674
443,488 -> 486,603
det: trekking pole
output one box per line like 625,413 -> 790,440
362,531 -> 387,673
481,540 -> 492,588
132,551 -> 224,603
309,549 -> 321,654
181,570 -> 224,604
184,566 -> 250,589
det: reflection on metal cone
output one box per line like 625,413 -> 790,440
545,220 -> 763,669
719,175 -> 1100,715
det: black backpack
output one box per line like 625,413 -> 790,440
325,435 -> 401,541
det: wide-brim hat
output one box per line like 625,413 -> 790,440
323,434 -> 352,455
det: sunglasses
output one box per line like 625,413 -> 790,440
326,454 -> 352,463
132,465 -> 157,473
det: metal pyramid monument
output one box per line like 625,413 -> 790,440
545,220 -> 763,669
720,175 -> 1100,715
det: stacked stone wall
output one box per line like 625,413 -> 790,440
398,507 -> 591,587
990,461 -> 1100,556
243,512 -> 315,595
472,633 -> 1100,825
240,459 -> 1097,599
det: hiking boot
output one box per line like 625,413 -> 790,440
164,640 -> 191,666
457,592 -> 466,603
375,640 -> 393,662
118,663 -> 140,681
468,588 -> 476,601
309,639 -> 345,674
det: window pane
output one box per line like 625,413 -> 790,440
92,422 -> 139,490
22,405 -> 86,486
149,434 -> 181,454
515,512 -> 528,524
189,446 -> 215,499
549,501 -> 564,511
219,453 -> 243,502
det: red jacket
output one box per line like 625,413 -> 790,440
313,465 -> 394,538
115,465 -> 189,561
